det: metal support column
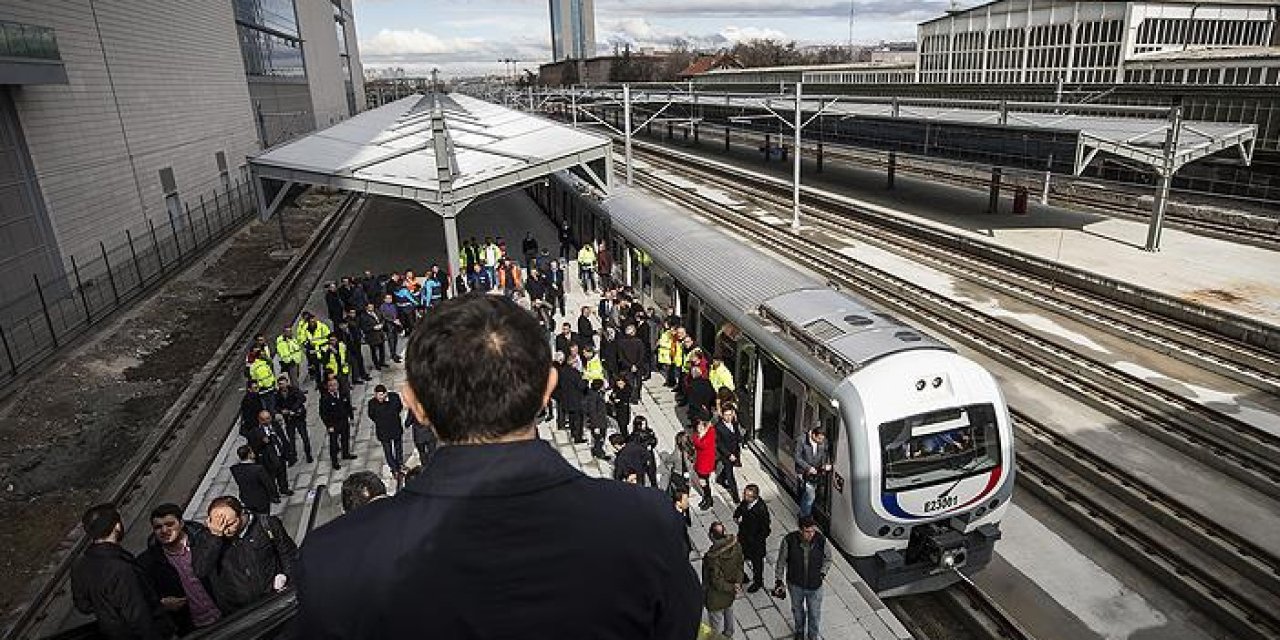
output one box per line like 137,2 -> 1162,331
887,152 -> 897,189
570,86 -> 577,127
791,82 -> 802,230
1145,106 -> 1183,252
1041,154 -> 1053,205
623,84 -> 634,187
987,167 -> 1003,214
442,214 -> 461,285
817,142 -> 824,173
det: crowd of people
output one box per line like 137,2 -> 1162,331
68,224 -> 836,640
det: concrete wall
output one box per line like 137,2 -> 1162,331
0,0 -> 259,268
342,0 -> 367,112
298,0 -> 350,128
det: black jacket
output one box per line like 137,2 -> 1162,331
72,542 -> 175,640
136,524 -> 218,634
296,440 -> 700,639
193,514 -> 297,614
358,310 -> 385,346
576,315 -> 595,345
714,418 -> 743,462
553,364 -> 585,411
553,332 -> 577,357
733,499 -> 771,558
408,413 -> 438,458
319,390 -> 353,429
616,335 -> 645,372
613,441 -> 651,482
244,422 -> 287,471
367,394 -> 404,442
687,378 -> 716,416
277,386 -> 307,426
584,390 -> 608,431
325,290 -> 344,320
231,462 -> 278,513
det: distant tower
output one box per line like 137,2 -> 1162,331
549,0 -> 596,61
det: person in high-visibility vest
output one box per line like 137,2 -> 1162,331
669,326 -> 686,391
656,326 -> 675,387
577,243 -> 597,293
482,237 -> 502,284
321,335 -> 352,396
708,357 -> 735,394
582,345 -> 606,385
296,312 -> 332,389
275,325 -> 305,386
247,349 -> 276,394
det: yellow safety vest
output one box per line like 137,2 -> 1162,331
583,356 -> 605,383
297,320 -> 331,351
682,349 -> 697,373
656,330 -> 674,365
322,342 -> 350,376
275,335 -> 303,365
577,246 -> 596,268
672,340 -> 685,369
709,363 -> 735,392
248,358 -> 276,391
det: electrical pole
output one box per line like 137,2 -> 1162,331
792,82 -> 803,230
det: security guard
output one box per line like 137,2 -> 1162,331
296,312 -> 332,389
247,349 -> 277,401
582,345 -> 606,385
321,335 -> 352,396
275,325 -> 305,386
708,358 -> 735,393
577,243 -> 597,293
656,325 -> 675,387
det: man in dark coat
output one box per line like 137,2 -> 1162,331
72,504 -> 176,640
275,376 -> 311,464
136,504 -> 221,633
368,384 -> 405,474
553,356 -> 586,443
584,378 -> 610,460
714,403 -> 744,502
610,433 -> 649,483
244,410 -> 291,496
324,283 -> 344,321
553,322 -> 577,357
194,496 -> 298,615
407,412 -> 437,465
686,366 -> 717,423
616,324 -> 646,401
230,445 -> 278,514
733,484 -> 771,593
296,294 -> 700,640
319,377 -> 356,470
359,302 -> 387,370
576,306 -> 596,349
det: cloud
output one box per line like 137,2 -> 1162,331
598,0 -> 946,20
361,29 -> 488,56
597,18 -> 788,51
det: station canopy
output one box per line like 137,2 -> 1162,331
249,92 -> 612,220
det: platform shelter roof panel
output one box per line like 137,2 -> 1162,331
250,92 -> 611,207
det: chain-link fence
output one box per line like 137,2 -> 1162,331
0,178 -> 256,387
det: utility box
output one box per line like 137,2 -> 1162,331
1013,186 -> 1029,215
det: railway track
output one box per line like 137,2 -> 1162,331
631,166 -> 1280,639
632,139 -> 1280,394
1,195 -> 366,640
633,146 -> 1280,497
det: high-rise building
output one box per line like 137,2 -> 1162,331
0,0 -> 364,312
549,0 -> 596,61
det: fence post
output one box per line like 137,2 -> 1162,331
126,230 -> 145,287
149,219 -> 166,274
0,323 -> 16,375
168,212 -> 183,260
33,273 -> 58,348
199,195 -> 212,242
100,241 -> 120,305
70,256 -> 91,322
184,202 -> 198,250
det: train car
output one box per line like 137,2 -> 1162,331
528,174 -> 1015,596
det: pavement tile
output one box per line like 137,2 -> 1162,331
757,607 -> 793,639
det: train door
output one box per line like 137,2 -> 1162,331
686,296 -> 702,340
778,373 -> 808,490
757,356 -> 785,468
735,339 -> 758,439
811,398 -> 841,531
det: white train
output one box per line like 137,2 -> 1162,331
529,175 -> 1015,595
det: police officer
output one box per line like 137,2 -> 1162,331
275,326 -> 304,387
576,242 -> 597,293
295,312 -> 331,389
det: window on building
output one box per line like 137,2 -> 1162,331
216,151 -> 230,190
159,167 -> 184,231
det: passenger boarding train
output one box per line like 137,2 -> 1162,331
528,173 -> 1015,595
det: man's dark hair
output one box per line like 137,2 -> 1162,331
798,515 -> 818,529
150,503 -> 183,523
209,496 -> 245,516
810,425 -> 826,436
609,433 -> 627,447
341,472 -> 387,513
709,521 -> 727,540
81,503 -> 122,540
237,444 -> 253,461
404,294 -> 551,442
590,379 -> 604,391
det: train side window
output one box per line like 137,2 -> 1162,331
757,356 -> 784,458
651,265 -> 674,312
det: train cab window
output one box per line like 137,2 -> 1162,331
879,404 -> 1000,491
757,356 -> 785,457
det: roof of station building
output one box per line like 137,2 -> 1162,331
249,93 -> 611,210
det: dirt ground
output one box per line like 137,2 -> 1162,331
0,195 -> 338,618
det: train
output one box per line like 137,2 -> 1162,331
528,173 -> 1015,596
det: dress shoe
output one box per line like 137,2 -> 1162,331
698,499 -> 713,510
281,489 -> 294,496
342,454 -> 357,460
747,583 -> 762,594
271,497 -> 282,504
305,456 -> 314,464
332,462 -> 341,470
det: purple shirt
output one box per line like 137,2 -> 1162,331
166,541 -> 221,627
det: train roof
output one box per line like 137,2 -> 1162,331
599,185 -> 952,374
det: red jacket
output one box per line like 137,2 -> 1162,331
692,427 -> 717,476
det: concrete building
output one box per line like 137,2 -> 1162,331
0,0 -> 364,310
549,0 -> 596,61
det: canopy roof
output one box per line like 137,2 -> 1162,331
249,93 -> 612,216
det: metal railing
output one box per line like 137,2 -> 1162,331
0,179 -> 255,390
0,21 -> 59,61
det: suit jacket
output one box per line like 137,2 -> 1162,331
733,499 -> 771,557
319,391 -> 353,429
794,436 -> 831,478
296,440 -> 701,639
553,364 -> 586,411
231,462 -> 278,513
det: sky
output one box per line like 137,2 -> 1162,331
352,0 -> 949,78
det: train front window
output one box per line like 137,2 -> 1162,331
879,404 -> 1000,491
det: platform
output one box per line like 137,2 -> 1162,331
629,133 -> 1280,330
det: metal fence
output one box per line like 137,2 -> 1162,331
0,178 -> 256,387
